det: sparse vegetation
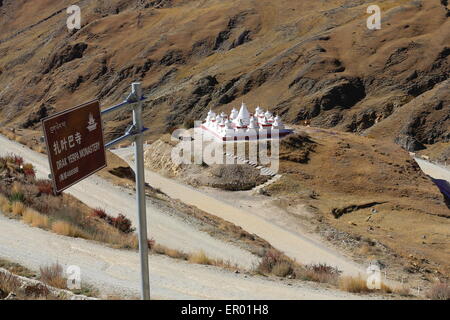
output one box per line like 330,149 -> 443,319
426,282 -> 450,300
23,208 -> 50,228
255,249 -> 295,277
299,263 -> 341,284
0,154 -> 140,249
338,276 -> 372,293
39,263 -> 66,289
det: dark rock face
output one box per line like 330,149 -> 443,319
315,78 -> 366,111
160,50 -> 185,66
192,76 -> 218,96
22,105 -> 52,129
395,134 -> 426,152
43,43 -> 88,74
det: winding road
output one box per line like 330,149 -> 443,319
0,135 -> 257,269
0,135 -> 372,299
112,146 -> 365,276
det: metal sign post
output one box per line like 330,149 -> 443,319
97,83 -> 150,300
131,83 -> 150,300
42,83 -> 150,299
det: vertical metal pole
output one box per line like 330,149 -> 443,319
132,82 -> 150,300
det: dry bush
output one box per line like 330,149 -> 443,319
39,263 -> 67,289
299,263 -> 341,284
22,208 -> 50,228
339,276 -> 371,293
11,201 -> 25,216
393,285 -> 411,297
12,182 -> 23,195
0,194 -> 10,213
153,244 -> 188,260
426,282 -> 450,300
0,272 -> 21,298
255,249 -> 295,277
272,262 -> 293,277
1,202 -> 11,213
51,221 -> 87,238
24,283 -> 50,298
189,251 -> 213,265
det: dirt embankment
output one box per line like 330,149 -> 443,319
264,127 -> 450,280
143,136 -> 269,191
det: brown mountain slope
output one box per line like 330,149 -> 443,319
265,126 -> 450,277
0,0 -> 448,149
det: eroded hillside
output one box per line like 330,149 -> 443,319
0,0 -> 448,155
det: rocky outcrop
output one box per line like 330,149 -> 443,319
43,43 -> 88,74
395,134 -> 426,152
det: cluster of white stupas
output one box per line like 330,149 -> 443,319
201,102 -> 293,141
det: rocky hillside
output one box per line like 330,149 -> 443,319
0,0 -> 448,152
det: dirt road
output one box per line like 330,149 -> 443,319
415,158 -> 450,182
0,135 -> 257,269
0,213 -> 372,300
113,146 -> 365,276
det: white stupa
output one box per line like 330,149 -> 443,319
201,103 -> 293,142
234,102 -> 251,126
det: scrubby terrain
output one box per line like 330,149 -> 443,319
264,127 -> 449,281
0,0 -> 448,155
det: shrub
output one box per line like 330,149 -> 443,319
0,195 -> 10,212
426,282 -> 450,300
1,202 -> 11,213
9,192 -> 25,203
24,283 -> 50,298
22,163 -> 35,178
272,262 -> 293,277
0,272 -> 20,298
256,249 -> 284,274
39,263 -> 67,289
92,209 -> 135,234
22,208 -> 50,228
12,155 -> 23,166
111,214 -> 135,234
51,221 -> 87,238
11,201 -> 25,216
300,263 -> 341,284
35,180 -> 53,195
92,208 -> 107,220
339,276 -> 371,293
189,251 -> 213,265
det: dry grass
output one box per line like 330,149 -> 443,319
12,182 -> 23,195
51,221 -> 87,239
426,282 -> 450,300
153,244 -> 189,260
0,194 -> 10,213
11,201 -> 25,216
188,251 -> 213,265
22,208 -> 50,228
0,271 -> 21,298
39,263 -> 67,290
272,261 -> 293,277
298,263 -> 341,284
392,284 -> 411,297
339,276 -> 372,293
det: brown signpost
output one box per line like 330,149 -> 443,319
42,100 -> 107,193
